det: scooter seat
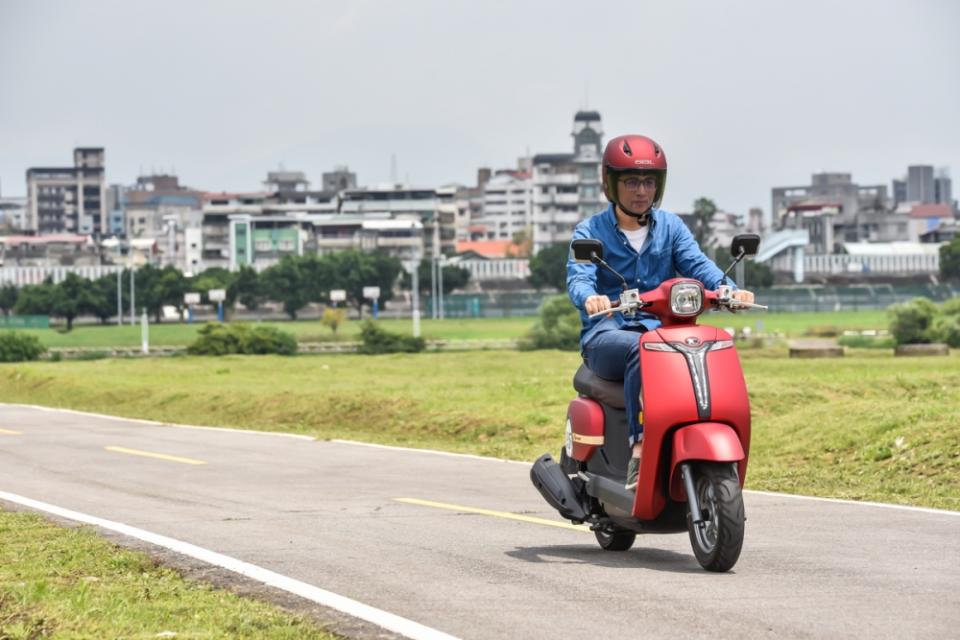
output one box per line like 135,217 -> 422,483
573,363 -> 625,409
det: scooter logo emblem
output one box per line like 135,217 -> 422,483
684,336 -> 701,346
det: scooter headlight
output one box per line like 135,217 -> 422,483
670,282 -> 703,316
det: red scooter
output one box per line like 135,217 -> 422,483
531,234 -> 765,572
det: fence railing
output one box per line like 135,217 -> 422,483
0,265 -> 124,287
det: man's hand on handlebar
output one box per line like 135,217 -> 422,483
731,289 -> 755,305
585,294 -> 613,316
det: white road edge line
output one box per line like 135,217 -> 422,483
332,440 -> 960,517
0,490 -> 460,640
0,403 -> 314,441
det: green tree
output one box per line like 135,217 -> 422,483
299,254 -> 334,303
400,258 -> 471,295
88,275 -> 121,324
326,250 -> 402,313
193,267 -> 236,307
527,243 -> 569,291
55,273 -> 96,331
135,265 -> 187,323
691,197 -> 717,253
0,285 -> 17,317
231,265 -> 265,312
261,256 -> 310,319
13,283 -> 57,317
940,237 -> 960,281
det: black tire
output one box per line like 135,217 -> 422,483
595,528 -> 636,551
686,463 -> 745,572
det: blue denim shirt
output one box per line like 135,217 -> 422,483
567,204 -> 735,350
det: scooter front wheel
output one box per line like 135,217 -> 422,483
686,463 -> 745,572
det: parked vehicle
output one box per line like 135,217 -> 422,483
531,234 -> 764,572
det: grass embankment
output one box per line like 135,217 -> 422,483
1,349 -> 957,510
11,317 -> 538,349
0,510 -> 336,639
8,309 -> 891,349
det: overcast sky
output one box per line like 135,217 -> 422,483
1,0 -> 957,218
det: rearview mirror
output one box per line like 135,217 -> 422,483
730,233 -> 760,259
571,239 -> 603,263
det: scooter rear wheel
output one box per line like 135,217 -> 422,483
686,463 -> 745,572
595,528 -> 636,551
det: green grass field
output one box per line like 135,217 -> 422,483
1,348 -> 956,510
8,317 -> 538,349
0,510 -> 336,639
5,309 -> 890,349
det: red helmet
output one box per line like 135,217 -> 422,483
602,135 -> 668,216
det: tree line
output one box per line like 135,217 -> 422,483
0,250 -> 471,330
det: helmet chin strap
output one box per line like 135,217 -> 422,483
617,201 -> 652,226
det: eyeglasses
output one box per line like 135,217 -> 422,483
619,176 -> 658,191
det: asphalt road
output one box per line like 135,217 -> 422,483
1,404 -> 958,639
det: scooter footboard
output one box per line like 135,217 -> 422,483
668,422 -> 745,501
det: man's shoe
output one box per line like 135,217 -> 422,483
625,456 -> 640,491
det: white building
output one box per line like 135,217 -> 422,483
475,170 -> 532,242
0,197 -> 27,231
531,111 -> 604,253
340,185 -> 453,258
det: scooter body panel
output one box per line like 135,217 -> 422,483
632,325 -> 752,520
668,422 -> 745,501
633,326 -> 716,519
567,397 -> 605,462
705,332 -> 752,483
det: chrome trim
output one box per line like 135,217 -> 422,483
670,341 -> 713,419
643,342 -> 676,352
709,339 -> 735,351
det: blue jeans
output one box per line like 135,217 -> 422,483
583,329 -> 643,446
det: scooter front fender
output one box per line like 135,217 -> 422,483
669,422 -> 745,502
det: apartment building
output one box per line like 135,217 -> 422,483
476,170 -> 532,242
530,111 -> 604,254
339,185 -> 453,257
771,172 -> 891,252
26,148 -> 107,235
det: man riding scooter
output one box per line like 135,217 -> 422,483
568,134 -> 755,490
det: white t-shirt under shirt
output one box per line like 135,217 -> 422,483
621,225 -> 649,254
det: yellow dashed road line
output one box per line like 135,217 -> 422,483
395,497 -> 589,532
104,446 -> 207,465
0,428 -> 22,435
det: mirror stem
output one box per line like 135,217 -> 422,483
591,253 -> 630,291
721,247 -> 746,282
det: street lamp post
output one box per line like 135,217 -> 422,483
116,269 -> 122,326
129,269 -> 135,327
402,259 -> 421,338
437,254 -> 445,321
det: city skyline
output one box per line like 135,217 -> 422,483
1,0 -> 958,217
